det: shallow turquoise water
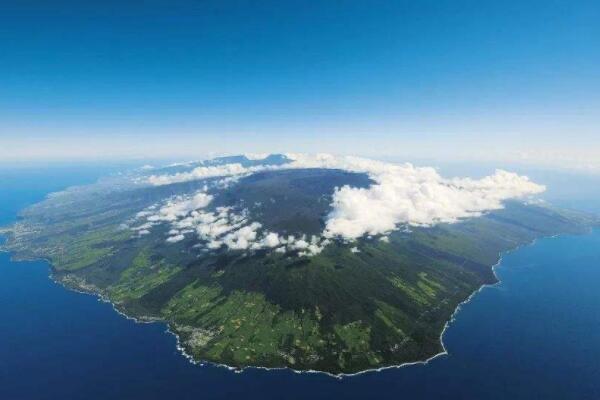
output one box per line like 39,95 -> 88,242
1,166 -> 599,399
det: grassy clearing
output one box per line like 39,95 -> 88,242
52,226 -> 130,271
108,249 -> 181,301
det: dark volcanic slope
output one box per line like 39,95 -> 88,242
212,169 -> 372,235
1,166 -> 596,374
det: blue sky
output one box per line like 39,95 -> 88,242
1,0 -> 598,169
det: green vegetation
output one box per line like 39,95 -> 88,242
1,167 -> 596,374
108,249 -> 182,302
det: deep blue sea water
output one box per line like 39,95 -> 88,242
1,165 -> 600,400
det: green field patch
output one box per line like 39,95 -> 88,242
374,308 -> 406,338
334,321 -> 371,353
108,249 -> 181,302
389,275 -> 430,305
53,226 -> 130,271
416,272 -> 444,298
162,281 -> 223,322
164,288 -> 325,366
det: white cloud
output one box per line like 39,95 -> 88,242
147,192 -> 213,222
221,222 -> 261,250
192,207 -> 246,239
323,166 -> 544,239
130,190 -> 213,240
148,163 -> 251,186
284,234 -> 330,257
135,210 -> 154,218
148,162 -> 304,187
244,153 -> 270,160
135,153 -> 546,254
131,222 -> 155,231
166,234 -> 185,243
253,232 -> 281,248
135,198 -> 332,255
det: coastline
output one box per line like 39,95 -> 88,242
3,229 -> 589,378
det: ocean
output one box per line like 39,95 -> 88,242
1,164 -> 599,399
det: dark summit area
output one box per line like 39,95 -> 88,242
212,169 -> 372,236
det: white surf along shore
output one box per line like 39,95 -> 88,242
2,229 -> 580,378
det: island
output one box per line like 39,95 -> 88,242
1,154 -> 596,375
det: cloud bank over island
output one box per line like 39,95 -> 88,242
136,153 -> 545,254
323,167 -> 545,239
132,198 -> 330,256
